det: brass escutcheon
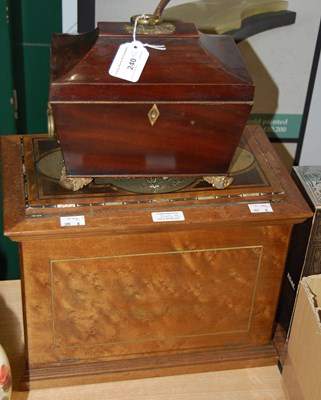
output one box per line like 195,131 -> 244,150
148,104 -> 160,126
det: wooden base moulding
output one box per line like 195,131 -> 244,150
21,344 -> 278,390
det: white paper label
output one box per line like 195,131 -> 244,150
248,203 -> 273,213
109,41 -> 149,82
152,211 -> 185,222
60,216 -> 86,227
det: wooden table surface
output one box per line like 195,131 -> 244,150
0,279 -> 288,400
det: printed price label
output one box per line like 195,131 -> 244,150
152,211 -> 185,222
109,41 -> 149,82
248,203 -> 273,213
60,216 -> 86,227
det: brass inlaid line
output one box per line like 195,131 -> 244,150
50,245 -> 262,264
50,245 -> 263,350
53,328 -> 251,350
246,246 -> 264,331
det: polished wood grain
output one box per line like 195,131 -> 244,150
0,126 -> 311,389
20,226 -> 287,368
0,280 -> 287,400
54,102 -> 251,177
49,22 -> 254,177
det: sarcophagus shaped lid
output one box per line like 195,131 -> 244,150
48,21 -> 254,178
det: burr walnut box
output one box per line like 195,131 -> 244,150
0,126 -> 312,389
48,21 -> 254,178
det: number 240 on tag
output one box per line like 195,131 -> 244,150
109,41 -> 149,83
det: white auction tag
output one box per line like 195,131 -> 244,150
60,215 -> 86,227
152,211 -> 185,222
109,41 -> 149,82
248,203 -> 273,213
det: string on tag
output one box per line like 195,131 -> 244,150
133,15 -> 166,51
109,14 -> 166,82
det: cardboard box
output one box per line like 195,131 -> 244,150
282,275 -> 321,399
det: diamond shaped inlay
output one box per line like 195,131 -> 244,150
148,104 -> 160,126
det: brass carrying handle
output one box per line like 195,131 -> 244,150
130,0 -> 171,26
153,0 -> 171,18
47,103 -> 56,139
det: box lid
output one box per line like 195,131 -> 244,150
1,126 -> 313,241
49,22 -> 254,102
4,126 -> 286,213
